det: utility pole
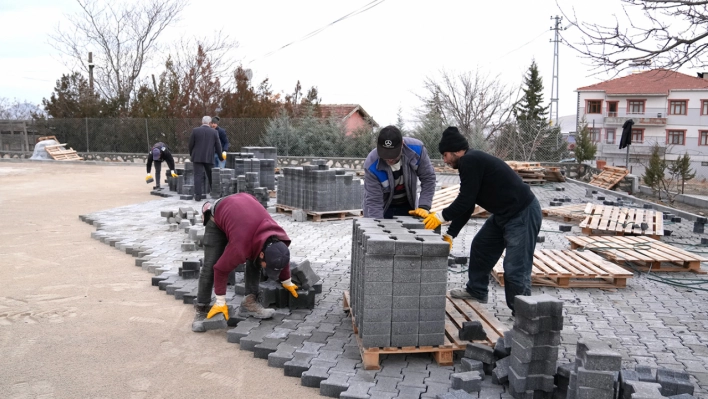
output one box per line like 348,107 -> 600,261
88,52 -> 95,92
549,15 -> 563,128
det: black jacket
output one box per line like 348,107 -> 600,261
189,124 -> 223,163
146,143 -> 176,173
442,150 -> 535,237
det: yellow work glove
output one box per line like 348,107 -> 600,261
408,208 -> 429,218
170,170 -> 178,178
145,174 -> 154,184
423,212 -> 443,230
222,151 -> 227,160
282,279 -> 299,298
206,295 -> 229,320
442,234 -> 453,250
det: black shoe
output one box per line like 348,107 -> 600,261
194,195 -> 202,201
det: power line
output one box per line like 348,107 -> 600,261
250,0 -> 386,63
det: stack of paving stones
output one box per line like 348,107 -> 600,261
507,294 -> 563,399
617,365 -> 695,398
565,340 -> 622,399
350,216 -> 449,348
242,146 -> 277,190
277,160 -> 363,213
694,217 -> 706,234
210,167 -> 236,199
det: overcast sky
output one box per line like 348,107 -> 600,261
0,0 -> 696,127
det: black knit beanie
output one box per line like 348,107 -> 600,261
438,126 -> 469,154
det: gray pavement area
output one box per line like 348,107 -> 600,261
81,175 -> 708,398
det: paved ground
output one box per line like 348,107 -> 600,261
2,161 -> 708,398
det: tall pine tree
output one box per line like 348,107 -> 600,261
511,60 -> 566,161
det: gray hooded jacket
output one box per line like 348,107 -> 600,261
362,137 -> 436,218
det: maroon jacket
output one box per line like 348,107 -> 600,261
212,193 -> 291,295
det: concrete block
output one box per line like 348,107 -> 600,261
288,287 -> 316,309
576,340 -> 622,371
460,358 -> 485,373
419,296 -> 446,309
390,334 -> 417,347
362,335 -> 390,348
365,281 -> 393,296
340,381 -> 376,399
425,269 -> 449,283
364,267 -> 393,282
364,254 -> 394,268
510,337 -> 559,363
464,343 -> 495,364
459,320 -> 487,341
365,235 -> 396,254
393,268 -> 421,283
417,333 -> 444,346
657,368 -> 694,396
201,313 -> 229,330
421,256 -> 449,270
419,308 -> 446,321
363,295 -> 393,309
623,380 -> 663,399
576,367 -> 617,389
436,390 -> 477,399
509,366 -> 555,392
510,355 -> 557,376
575,386 -> 614,399
361,321 -> 391,335
290,259 -> 321,289
365,308 -> 393,323
419,320 -> 445,334
392,296 -> 419,309
418,236 -> 451,256
320,372 -> 352,397
513,329 -> 561,347
284,351 -> 315,377
514,294 -> 563,318
494,336 -> 510,359
301,364 -> 332,387
393,282 -> 420,296
394,255 -> 421,270
420,282 -> 447,296
393,236 -> 423,255
450,370 -> 483,393
492,356 -> 510,385
513,314 -> 564,334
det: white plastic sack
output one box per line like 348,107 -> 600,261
30,139 -> 59,160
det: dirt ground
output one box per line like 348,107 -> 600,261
0,161 -> 320,399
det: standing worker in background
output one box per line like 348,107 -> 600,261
192,193 -> 300,332
189,116 -> 224,201
145,142 -> 178,190
422,127 -> 542,315
211,116 -> 229,168
363,125 -> 436,219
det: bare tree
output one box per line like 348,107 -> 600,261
0,98 -> 45,120
166,32 -> 240,87
417,69 -> 517,145
560,1 -> 708,74
50,0 -> 187,111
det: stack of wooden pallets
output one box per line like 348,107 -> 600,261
38,136 -> 83,161
506,161 -> 546,185
542,203 -> 589,222
588,166 -> 628,189
543,166 -> 566,182
578,203 -> 664,239
567,235 -> 707,273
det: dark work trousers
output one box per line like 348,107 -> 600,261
192,161 -> 213,200
153,160 -> 164,188
383,204 -> 414,219
197,219 -> 261,305
465,197 -> 542,312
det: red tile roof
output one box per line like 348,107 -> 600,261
577,69 -> 708,94
319,104 -> 378,126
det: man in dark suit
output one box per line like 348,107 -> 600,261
189,116 -> 224,201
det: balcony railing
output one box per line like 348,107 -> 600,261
580,107 -> 708,127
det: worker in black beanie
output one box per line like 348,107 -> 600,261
423,126 -> 542,315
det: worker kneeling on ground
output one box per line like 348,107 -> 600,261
192,193 -> 298,332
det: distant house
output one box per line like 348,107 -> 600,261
576,69 -> 708,177
319,104 -> 378,136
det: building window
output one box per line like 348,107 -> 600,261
607,102 -> 619,117
667,130 -> 685,145
628,100 -> 645,114
669,100 -> 687,115
700,131 -> 708,146
589,128 -> 602,142
631,129 -> 644,143
606,128 -> 616,144
586,100 -> 602,114
702,100 -> 708,115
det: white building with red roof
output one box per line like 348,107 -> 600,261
576,69 -> 708,178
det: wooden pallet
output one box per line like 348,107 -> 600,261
275,204 -> 362,222
44,143 -> 84,161
492,249 -> 633,288
588,166 -> 628,189
430,184 -> 488,218
542,203 -> 589,222
567,235 -> 707,273
343,291 -> 503,370
578,203 -> 664,239
544,167 -> 566,182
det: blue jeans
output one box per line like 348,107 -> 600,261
465,197 -> 542,312
384,205 -> 413,219
214,154 -> 225,168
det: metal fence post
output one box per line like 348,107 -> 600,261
85,117 -> 90,152
145,118 -> 149,150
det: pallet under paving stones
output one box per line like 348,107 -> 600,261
567,235 -> 708,273
343,291 -> 504,370
491,249 -> 634,288
541,203 -> 589,222
276,204 -> 362,222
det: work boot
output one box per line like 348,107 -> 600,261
192,303 -> 209,332
238,294 -> 275,319
449,288 -> 488,303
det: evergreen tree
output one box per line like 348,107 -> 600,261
411,106 -> 446,160
514,60 -> 548,122
643,143 -> 666,200
574,118 -> 597,164
670,152 -> 696,194
42,72 -> 113,118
